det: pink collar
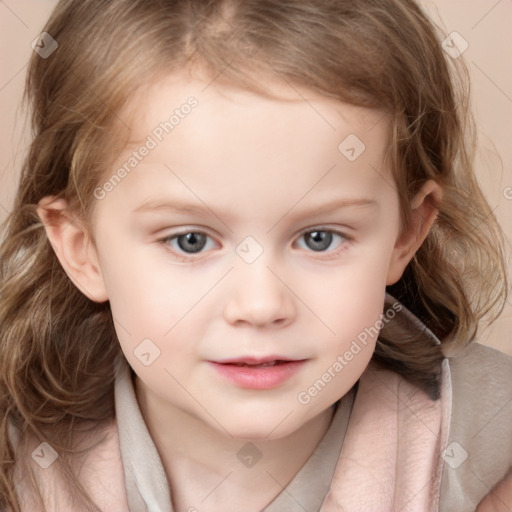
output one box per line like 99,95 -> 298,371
321,358 -> 451,511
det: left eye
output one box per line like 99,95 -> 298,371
296,229 -> 346,252
161,232 -> 216,254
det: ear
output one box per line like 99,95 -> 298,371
37,196 -> 109,303
386,180 -> 443,285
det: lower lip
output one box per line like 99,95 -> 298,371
208,360 -> 306,389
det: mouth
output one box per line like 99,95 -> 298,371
225,360 -> 290,368
214,355 -> 304,365
208,356 -> 307,389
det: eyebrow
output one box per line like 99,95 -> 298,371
132,196 -> 378,220
133,199 -> 215,216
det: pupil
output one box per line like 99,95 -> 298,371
307,231 -> 332,251
178,233 -> 206,253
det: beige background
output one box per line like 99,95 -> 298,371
1,1 -> 511,354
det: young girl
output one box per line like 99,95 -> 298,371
1,0 -> 511,511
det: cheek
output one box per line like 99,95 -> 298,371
300,247 -> 391,338
96,247 -> 211,368
94,245 -> 175,352
299,249 -> 391,396
294,259 -> 387,371
328,284 -> 385,362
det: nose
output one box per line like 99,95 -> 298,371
223,257 -> 296,328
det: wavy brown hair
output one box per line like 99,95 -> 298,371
0,0 -> 508,510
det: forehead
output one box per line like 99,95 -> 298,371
101,71 -> 395,215
121,69 -> 390,154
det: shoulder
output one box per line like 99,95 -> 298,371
440,342 -> 512,510
13,419 -> 128,512
448,341 -> 512,418
76,419 -> 129,512
449,341 -> 512,379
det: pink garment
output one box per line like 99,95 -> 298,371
15,421 -> 128,512
320,360 -> 450,511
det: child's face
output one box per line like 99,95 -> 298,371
88,72 -> 407,439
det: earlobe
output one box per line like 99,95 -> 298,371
386,180 -> 443,285
37,196 -> 109,303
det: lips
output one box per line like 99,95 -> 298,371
214,355 -> 302,365
227,360 -> 285,368
209,356 -> 307,389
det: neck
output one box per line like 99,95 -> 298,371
135,377 -> 335,511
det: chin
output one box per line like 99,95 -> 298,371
228,427 -> 291,442
215,414 -> 303,442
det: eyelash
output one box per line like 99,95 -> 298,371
157,226 -> 353,261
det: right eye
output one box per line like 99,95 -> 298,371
158,230 -> 218,256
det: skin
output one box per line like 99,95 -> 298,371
38,71 -> 442,511
477,470 -> 512,511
